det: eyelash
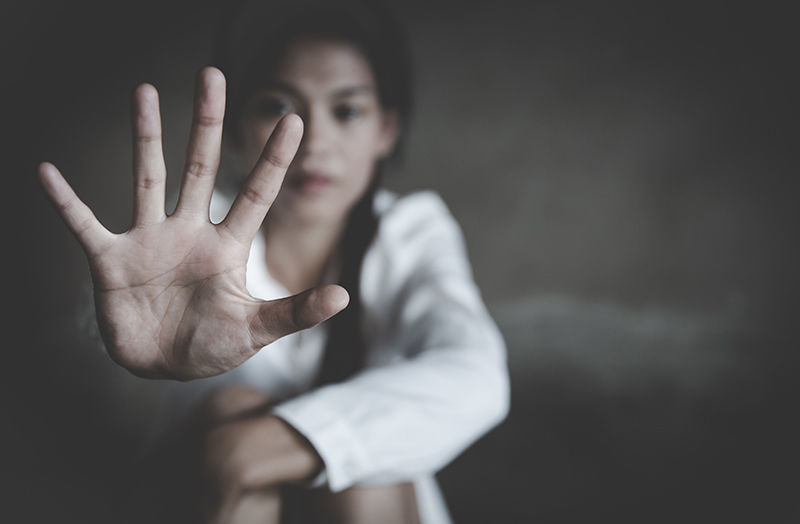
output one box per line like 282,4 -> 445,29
253,98 -> 366,123
255,99 -> 293,117
333,104 -> 363,121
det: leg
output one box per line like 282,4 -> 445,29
301,483 -> 420,524
192,385 -> 272,430
207,488 -> 282,524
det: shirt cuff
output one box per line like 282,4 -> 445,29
271,388 -> 370,492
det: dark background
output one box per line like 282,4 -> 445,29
8,0 -> 800,522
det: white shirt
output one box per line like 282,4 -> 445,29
155,189 -> 510,524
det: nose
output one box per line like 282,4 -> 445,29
296,107 -> 333,161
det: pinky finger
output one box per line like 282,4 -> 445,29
38,162 -> 115,257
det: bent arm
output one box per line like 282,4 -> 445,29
272,192 -> 510,491
272,327 -> 509,491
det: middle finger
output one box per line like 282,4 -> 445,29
175,67 -> 226,218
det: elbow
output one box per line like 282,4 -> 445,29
483,360 -> 511,429
496,367 -> 511,424
471,332 -> 511,430
449,338 -> 511,437
424,363 -> 510,474
469,323 -> 511,431
454,350 -> 510,439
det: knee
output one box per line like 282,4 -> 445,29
307,482 -> 420,524
196,385 -> 271,428
204,487 -> 282,524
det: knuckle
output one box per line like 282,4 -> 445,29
75,216 -> 94,236
261,150 -> 290,169
136,176 -> 161,190
193,113 -> 223,128
136,133 -> 161,144
250,306 -> 282,346
57,195 -> 76,213
240,184 -> 270,207
185,160 -> 215,179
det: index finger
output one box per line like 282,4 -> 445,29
220,114 -> 303,242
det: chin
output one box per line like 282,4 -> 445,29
274,191 -> 351,226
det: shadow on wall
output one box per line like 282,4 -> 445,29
438,296 -> 799,523
8,0 -> 800,522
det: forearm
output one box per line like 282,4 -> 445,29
272,344 -> 510,491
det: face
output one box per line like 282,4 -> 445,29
237,37 -> 398,226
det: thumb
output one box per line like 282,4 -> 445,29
249,285 -> 350,348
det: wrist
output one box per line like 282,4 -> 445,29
235,415 -> 323,489
265,415 -> 323,484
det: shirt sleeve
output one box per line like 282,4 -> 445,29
270,191 -> 510,492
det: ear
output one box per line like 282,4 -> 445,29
377,108 -> 400,158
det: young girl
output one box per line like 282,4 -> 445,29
38,2 -> 509,523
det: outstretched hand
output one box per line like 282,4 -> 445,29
38,67 -> 349,380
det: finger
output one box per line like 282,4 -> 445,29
221,114 -> 303,242
175,67 -> 226,218
131,83 -> 167,226
249,285 -> 349,348
37,162 -> 115,257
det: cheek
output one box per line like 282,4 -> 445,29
343,124 -> 386,180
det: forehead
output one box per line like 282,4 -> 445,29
274,37 -> 377,92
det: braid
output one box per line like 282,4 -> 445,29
314,177 -> 380,386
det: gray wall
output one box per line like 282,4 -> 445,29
11,1 -> 799,522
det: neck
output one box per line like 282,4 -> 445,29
262,214 -> 348,295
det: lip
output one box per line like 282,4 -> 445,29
286,170 -> 333,194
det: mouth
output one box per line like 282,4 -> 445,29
285,170 -> 333,193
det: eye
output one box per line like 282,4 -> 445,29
333,103 -> 363,122
253,98 -> 293,118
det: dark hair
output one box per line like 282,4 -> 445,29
214,0 -> 414,385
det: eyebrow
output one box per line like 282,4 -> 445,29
260,80 -> 375,100
330,85 -> 374,99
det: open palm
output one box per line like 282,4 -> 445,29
38,68 -> 348,380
